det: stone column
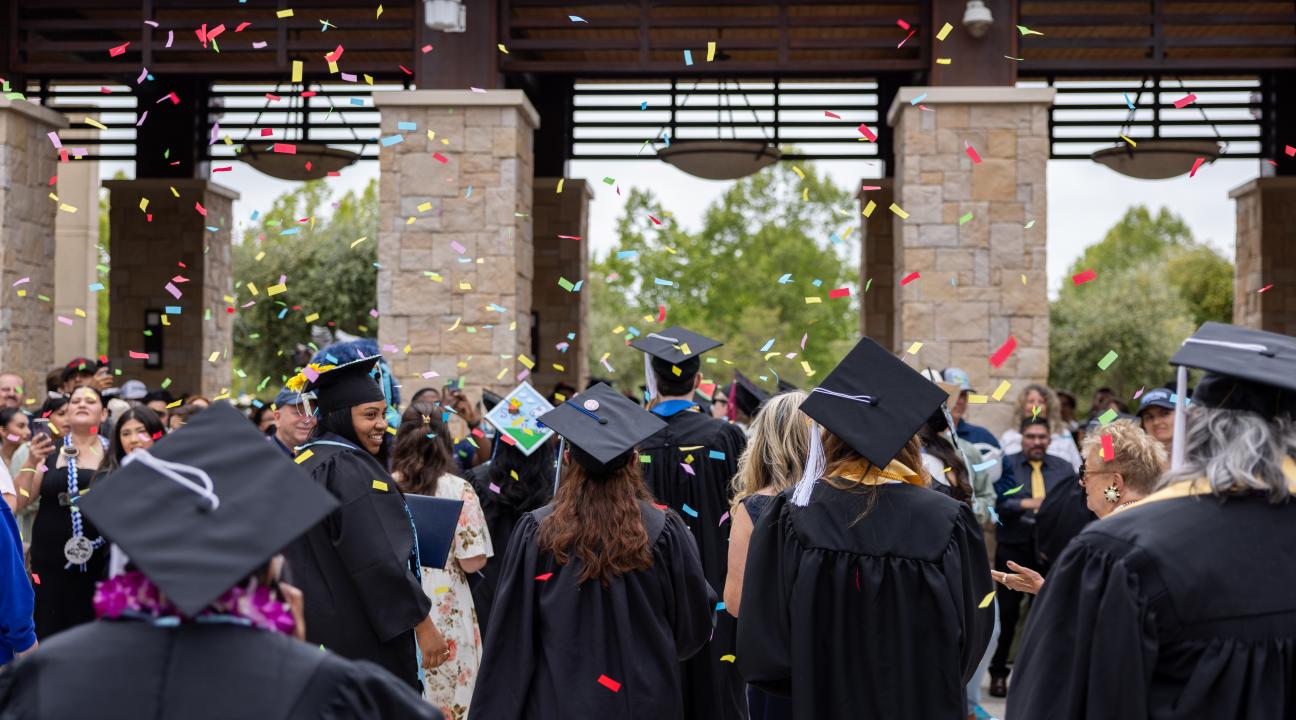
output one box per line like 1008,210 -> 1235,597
373,90 -> 538,402
859,179 -> 896,352
1230,177 -> 1296,336
104,179 -> 238,398
54,122 -> 101,363
0,99 -> 66,399
888,87 -> 1055,434
530,178 -> 590,396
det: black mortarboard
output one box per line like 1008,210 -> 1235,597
537,382 -> 666,477
800,336 -> 948,470
482,389 -> 504,413
777,379 -> 800,394
1169,322 -> 1296,418
303,356 -> 386,416
732,371 -> 770,417
631,326 -> 723,385
76,402 -> 337,616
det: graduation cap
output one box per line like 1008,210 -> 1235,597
75,402 -> 338,617
776,379 -> 800,394
732,371 -> 770,418
1167,322 -> 1296,467
791,336 -> 948,505
482,389 -> 504,413
630,326 -> 723,398
537,382 -> 667,477
302,356 -> 386,416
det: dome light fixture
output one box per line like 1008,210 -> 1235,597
962,1 -> 994,38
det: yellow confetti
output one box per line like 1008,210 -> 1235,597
1120,134 -> 1137,147
255,251 -> 266,262
907,341 -> 923,355
978,590 -> 996,609
458,281 -> 472,291
84,117 -> 107,130
161,315 -> 170,327
291,60 -> 303,82
936,58 -> 952,65
376,4 -> 383,18
800,361 -> 815,376
497,44 -> 509,54
277,8 -> 294,18
671,365 -> 682,377
968,394 -> 988,404
266,283 -> 287,296
74,308 -> 86,318
552,363 -> 565,372
510,470 -> 519,481
992,380 -> 1012,402
293,449 -> 314,464
304,312 -> 320,323
433,586 -> 451,594
889,203 -> 909,219
372,479 -> 389,492
327,60 -> 339,74
937,22 -> 954,41
556,178 -> 565,193
416,201 -> 432,212
447,317 -> 461,331
350,237 -> 368,248
720,654 -> 736,663
58,204 -> 78,213
804,297 -> 821,304
139,197 -> 149,212
169,186 -> 179,197
1021,274 -> 1028,285
862,200 -> 877,217
517,354 -> 535,370
207,351 -> 220,363
706,41 -> 716,62
791,166 -> 805,179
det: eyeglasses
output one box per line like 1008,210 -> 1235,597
713,397 -> 728,405
1079,464 -> 1121,486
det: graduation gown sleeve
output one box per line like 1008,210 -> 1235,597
315,657 -> 445,720
661,510 -> 715,660
320,452 -> 432,641
734,492 -> 795,698
1006,532 -> 1155,720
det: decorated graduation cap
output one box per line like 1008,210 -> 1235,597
301,356 -> 386,417
630,326 -> 723,399
484,381 -> 555,457
731,370 -> 770,418
791,336 -> 948,506
76,402 -> 338,617
537,382 -> 666,477
1167,322 -> 1296,468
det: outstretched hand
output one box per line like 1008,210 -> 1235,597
994,561 -> 1045,595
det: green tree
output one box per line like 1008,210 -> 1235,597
232,179 -> 378,394
587,162 -> 858,396
1051,206 -> 1231,410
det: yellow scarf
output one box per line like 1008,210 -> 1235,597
1119,456 -> 1296,512
836,459 -> 923,486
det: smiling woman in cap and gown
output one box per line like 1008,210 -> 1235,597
470,382 -> 715,719
0,402 -> 442,719
631,326 -> 750,720
736,337 -> 994,719
280,357 -> 446,692
1007,322 -> 1296,720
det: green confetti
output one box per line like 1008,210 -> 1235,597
639,454 -> 652,463
161,378 -> 172,389
864,278 -> 873,293
1003,485 -> 1024,496
557,277 -> 575,292
958,211 -> 974,226
1017,25 -> 1044,36
1097,350 -> 1119,370
602,177 -> 615,185
1098,408 -> 1119,425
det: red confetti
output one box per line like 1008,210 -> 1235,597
31,573 -> 39,585
207,24 -> 226,41
1173,93 -> 1197,109
900,271 -> 921,286
858,123 -> 877,142
557,235 -> 582,240
535,572 -> 553,581
828,287 -> 851,299
896,18 -> 911,30
48,175 -> 57,185
824,111 -> 841,119
400,65 -> 414,75
212,166 -> 232,172
158,92 -> 180,105
273,143 -> 297,154
129,351 -> 149,360
260,128 -> 274,136
597,675 -> 622,693
1258,284 -> 1274,294
325,45 -> 344,63
1286,145 -> 1295,157
657,305 -> 667,323
235,21 -> 251,32
648,215 -> 662,225
989,336 -> 1018,369
1101,433 -> 1115,461
497,433 -> 517,446
432,152 -> 448,163
109,42 -> 130,57
194,202 -> 207,217
897,30 -> 915,48
1189,156 -> 1206,177
1072,269 -> 1097,285
965,143 -> 982,164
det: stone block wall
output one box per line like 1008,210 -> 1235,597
104,179 -> 237,398
374,90 -> 538,403
0,100 -> 66,399
859,179 -> 896,352
888,87 -> 1055,434
1230,177 -> 1296,337
530,178 -> 590,396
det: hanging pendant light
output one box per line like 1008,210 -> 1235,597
240,81 -> 362,181
1090,77 -> 1225,180
656,77 -> 781,181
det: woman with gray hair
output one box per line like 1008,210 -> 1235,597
1006,323 -> 1296,720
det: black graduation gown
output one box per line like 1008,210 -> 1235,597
29,466 -> 108,639
1007,481 -> 1296,720
281,437 -> 432,690
466,461 -> 552,635
639,408 -> 748,720
470,501 -> 715,720
1034,475 -> 1095,572
0,619 -> 442,719
737,481 -> 994,719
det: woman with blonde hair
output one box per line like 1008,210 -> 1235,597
998,383 -> 1083,471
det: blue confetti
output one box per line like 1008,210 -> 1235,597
653,277 -> 674,287
626,326 -> 641,337
716,601 -> 726,611
567,332 -> 576,340
164,305 -> 181,315
250,210 -> 259,221
708,450 -> 726,461
466,186 -> 473,198
661,132 -> 671,147
759,338 -> 775,352
812,279 -> 823,287
972,460 -> 998,472
573,280 -> 584,292
683,49 -> 693,66
640,101 -> 647,110
616,250 -> 638,260
829,232 -> 843,245
911,92 -> 928,105
88,283 -> 104,292
681,504 -> 698,517
1123,93 -> 1135,110
569,15 -> 587,22
379,134 -> 404,147
277,308 -> 288,319
349,97 -> 364,106
397,121 -> 417,131
280,227 -> 300,235
777,273 -> 792,284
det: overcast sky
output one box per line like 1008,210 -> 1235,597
181,153 -> 1258,299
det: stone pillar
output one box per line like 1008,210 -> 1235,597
104,179 -> 237,398
54,126 -> 100,363
373,90 -> 538,402
888,87 -> 1055,435
0,99 -> 66,399
530,178 -> 590,396
1230,177 -> 1296,336
859,179 -> 896,352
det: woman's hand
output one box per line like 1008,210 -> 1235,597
415,615 -> 449,670
278,581 -> 307,641
26,434 -> 54,467
994,561 -> 1045,595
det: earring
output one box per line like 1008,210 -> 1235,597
1103,484 -> 1120,503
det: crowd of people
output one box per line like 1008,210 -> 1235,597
0,319 -> 1293,720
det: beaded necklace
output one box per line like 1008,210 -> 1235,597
63,433 -> 106,569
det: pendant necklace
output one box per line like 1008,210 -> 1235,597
62,434 -> 103,568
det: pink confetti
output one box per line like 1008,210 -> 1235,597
989,336 -> 1018,369
129,351 -> 149,360
718,511 -> 730,526
680,463 -> 695,476
369,308 -> 380,318
858,123 -> 877,142
450,240 -> 466,254
57,316 -> 74,326
11,277 -> 29,287
137,67 -> 148,84
1133,386 -> 1145,400
136,111 -> 149,127
109,42 -> 130,57
47,131 -> 62,149
303,367 -> 320,382
897,30 -> 915,48
1189,156 -> 1206,177
800,333 -> 808,350
824,111 -> 841,119
164,282 -> 182,299
489,483 -> 501,494
165,31 -> 173,48
965,143 -> 982,164
1173,93 -> 1197,109
900,271 -> 921,285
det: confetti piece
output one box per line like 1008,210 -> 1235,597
900,271 -> 921,286
372,480 -> 388,492
683,49 -> 693,66
959,211 -> 973,225
1098,408 -> 1119,425
989,336 -> 1017,369
497,43 -> 509,54
967,395 -> 988,404
598,675 -> 621,693
1120,135 -> 1137,147
965,143 -> 982,164
569,15 -> 586,22
1004,485 -> 1024,496
897,30 -> 915,48
828,287 -> 851,299
1173,93 -> 1197,109
936,58 -> 951,65
681,504 -> 698,517
972,460 -> 998,473
291,60 -> 303,83
266,283 -> 287,296
910,92 -> 927,106
978,591 -> 996,609
936,22 -> 953,40
1258,283 -> 1274,293
706,41 -> 716,62
535,572 -> 553,581
858,124 -> 877,142
680,463 -> 695,476
1072,269 -> 1097,285
164,282 -> 182,299
294,449 -> 314,464
708,450 -> 726,461
907,341 -> 923,355
1101,434 -> 1115,462
1133,386 -> 1146,400
992,380 -> 1011,401
1097,350 -> 1119,370
517,354 -> 535,370
109,42 -> 130,57
721,654 -> 736,663
1189,157 -> 1206,177
1016,25 -> 1044,36
276,8 -> 294,18
889,203 -> 909,219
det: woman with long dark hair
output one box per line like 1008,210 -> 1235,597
736,338 -> 994,719
392,402 -> 492,719
466,436 -> 555,632
281,357 -> 448,692
470,383 -> 714,719
105,406 -> 165,470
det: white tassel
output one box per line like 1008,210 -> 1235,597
643,353 -> 659,402
791,420 -> 825,506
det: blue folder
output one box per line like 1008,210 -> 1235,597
406,494 -> 463,570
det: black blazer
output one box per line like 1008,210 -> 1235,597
993,452 -> 1078,546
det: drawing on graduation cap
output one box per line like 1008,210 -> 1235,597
483,381 -> 555,456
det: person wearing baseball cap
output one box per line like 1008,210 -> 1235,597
1135,387 -> 1176,452
941,367 -> 1000,450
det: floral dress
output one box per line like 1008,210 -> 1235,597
420,473 -> 493,719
